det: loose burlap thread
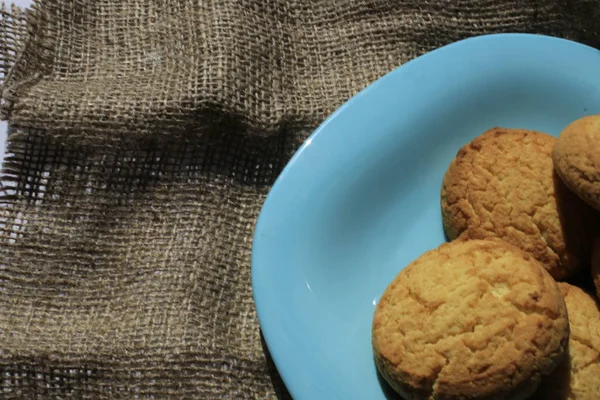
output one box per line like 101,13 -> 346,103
1,1 -> 600,398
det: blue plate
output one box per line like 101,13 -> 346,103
251,33 -> 600,400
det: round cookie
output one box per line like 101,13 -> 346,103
441,127 -> 595,280
372,239 -> 569,400
553,115 -> 600,211
531,282 -> 600,400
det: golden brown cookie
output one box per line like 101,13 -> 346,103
372,239 -> 569,400
441,127 -> 595,281
553,115 -> 600,212
531,282 -> 600,400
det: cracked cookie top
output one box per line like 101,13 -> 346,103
372,239 -> 569,400
553,115 -> 600,212
531,282 -> 600,400
441,127 -> 594,281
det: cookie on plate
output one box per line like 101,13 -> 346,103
531,282 -> 600,400
441,127 -> 595,280
553,115 -> 600,212
372,239 -> 569,400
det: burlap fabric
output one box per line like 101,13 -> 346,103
0,1 -> 599,398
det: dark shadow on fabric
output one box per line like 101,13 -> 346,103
14,107 -> 312,166
260,331 -> 293,400
5,119 -> 304,203
406,1 -> 600,51
555,0 -> 600,48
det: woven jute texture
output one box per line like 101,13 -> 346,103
1,1 -> 600,398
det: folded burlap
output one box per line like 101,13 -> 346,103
0,1 -> 599,398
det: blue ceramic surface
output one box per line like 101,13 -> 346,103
251,34 -> 600,400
